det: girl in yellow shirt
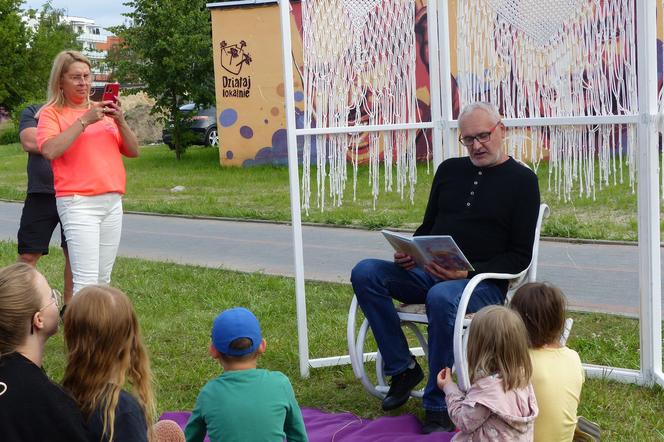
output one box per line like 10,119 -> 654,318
511,283 -> 585,442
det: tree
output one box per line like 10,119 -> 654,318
110,0 -> 215,159
0,1 -> 79,112
0,0 -> 31,111
23,3 -> 81,101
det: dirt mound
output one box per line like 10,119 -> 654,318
120,92 -> 164,144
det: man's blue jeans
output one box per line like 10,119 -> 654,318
350,258 -> 505,411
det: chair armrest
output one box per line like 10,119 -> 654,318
453,270 -> 526,392
560,317 -> 574,346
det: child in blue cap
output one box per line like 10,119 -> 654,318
184,307 -> 308,442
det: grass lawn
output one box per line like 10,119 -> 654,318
1,241 -> 662,439
0,143 -> 660,240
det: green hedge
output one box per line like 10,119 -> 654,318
0,124 -> 19,145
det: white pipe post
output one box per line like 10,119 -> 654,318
635,0 -> 661,386
497,115 -> 641,127
294,115 -> 640,136
437,0 -> 455,164
296,121 -> 435,136
426,0 -> 444,167
583,365 -> 643,385
278,0 -> 310,378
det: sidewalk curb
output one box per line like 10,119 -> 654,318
123,210 -> 644,247
0,198 -> 645,247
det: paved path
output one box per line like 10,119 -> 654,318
0,201 -> 659,317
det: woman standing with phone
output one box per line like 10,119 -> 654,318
37,50 -> 139,298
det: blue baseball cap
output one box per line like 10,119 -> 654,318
211,307 -> 262,356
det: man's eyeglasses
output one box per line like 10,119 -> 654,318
30,289 -> 62,335
458,121 -> 501,147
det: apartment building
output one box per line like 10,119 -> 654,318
62,16 -> 119,86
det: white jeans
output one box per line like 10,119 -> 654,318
56,193 -> 123,295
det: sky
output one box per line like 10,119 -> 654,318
23,0 -> 132,30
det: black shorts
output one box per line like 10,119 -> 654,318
17,193 -> 67,255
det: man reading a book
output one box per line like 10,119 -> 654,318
350,101 -> 540,434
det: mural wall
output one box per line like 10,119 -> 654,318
209,1 -> 664,167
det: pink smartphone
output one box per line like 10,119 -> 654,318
102,83 -> 119,103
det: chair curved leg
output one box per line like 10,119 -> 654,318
347,296 -> 363,379
348,296 -> 430,401
453,279 -> 483,391
375,321 -> 427,398
403,321 -> 427,398
348,295 -> 387,399
403,322 -> 428,359
357,319 -> 388,399
560,317 -> 574,345
375,348 -> 388,388
457,323 -> 470,376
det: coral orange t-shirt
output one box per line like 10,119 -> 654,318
37,105 -> 126,197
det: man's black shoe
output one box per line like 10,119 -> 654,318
421,409 -> 455,434
381,361 -> 424,411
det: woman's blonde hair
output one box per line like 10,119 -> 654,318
0,263 -> 40,357
40,50 -> 92,114
466,305 -> 532,391
63,286 -> 155,441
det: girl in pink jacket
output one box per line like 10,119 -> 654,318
437,305 -> 538,441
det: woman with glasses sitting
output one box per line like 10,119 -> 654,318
0,263 -> 87,441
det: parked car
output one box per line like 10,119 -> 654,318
162,103 -> 218,148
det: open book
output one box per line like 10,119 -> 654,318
381,230 -> 474,271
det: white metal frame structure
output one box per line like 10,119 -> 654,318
278,0 -> 445,378
278,0 -> 663,388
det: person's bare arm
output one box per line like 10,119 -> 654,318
41,120 -> 87,160
41,102 -> 107,160
105,101 -> 139,157
117,120 -> 139,157
19,127 -> 40,154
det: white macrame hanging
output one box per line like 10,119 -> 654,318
301,0 -> 418,211
457,0 -> 638,201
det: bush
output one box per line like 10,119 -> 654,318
0,124 -> 19,145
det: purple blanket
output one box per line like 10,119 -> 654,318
160,408 -> 455,441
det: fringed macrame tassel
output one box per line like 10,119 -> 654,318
301,0 -> 419,212
457,0 -> 638,201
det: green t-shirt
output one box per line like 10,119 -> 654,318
184,368 -> 308,442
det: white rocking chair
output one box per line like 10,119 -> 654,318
347,203 -> 550,397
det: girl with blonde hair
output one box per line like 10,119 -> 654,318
63,285 -> 156,442
0,263 -> 86,441
437,305 -> 538,441
37,50 -> 139,298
